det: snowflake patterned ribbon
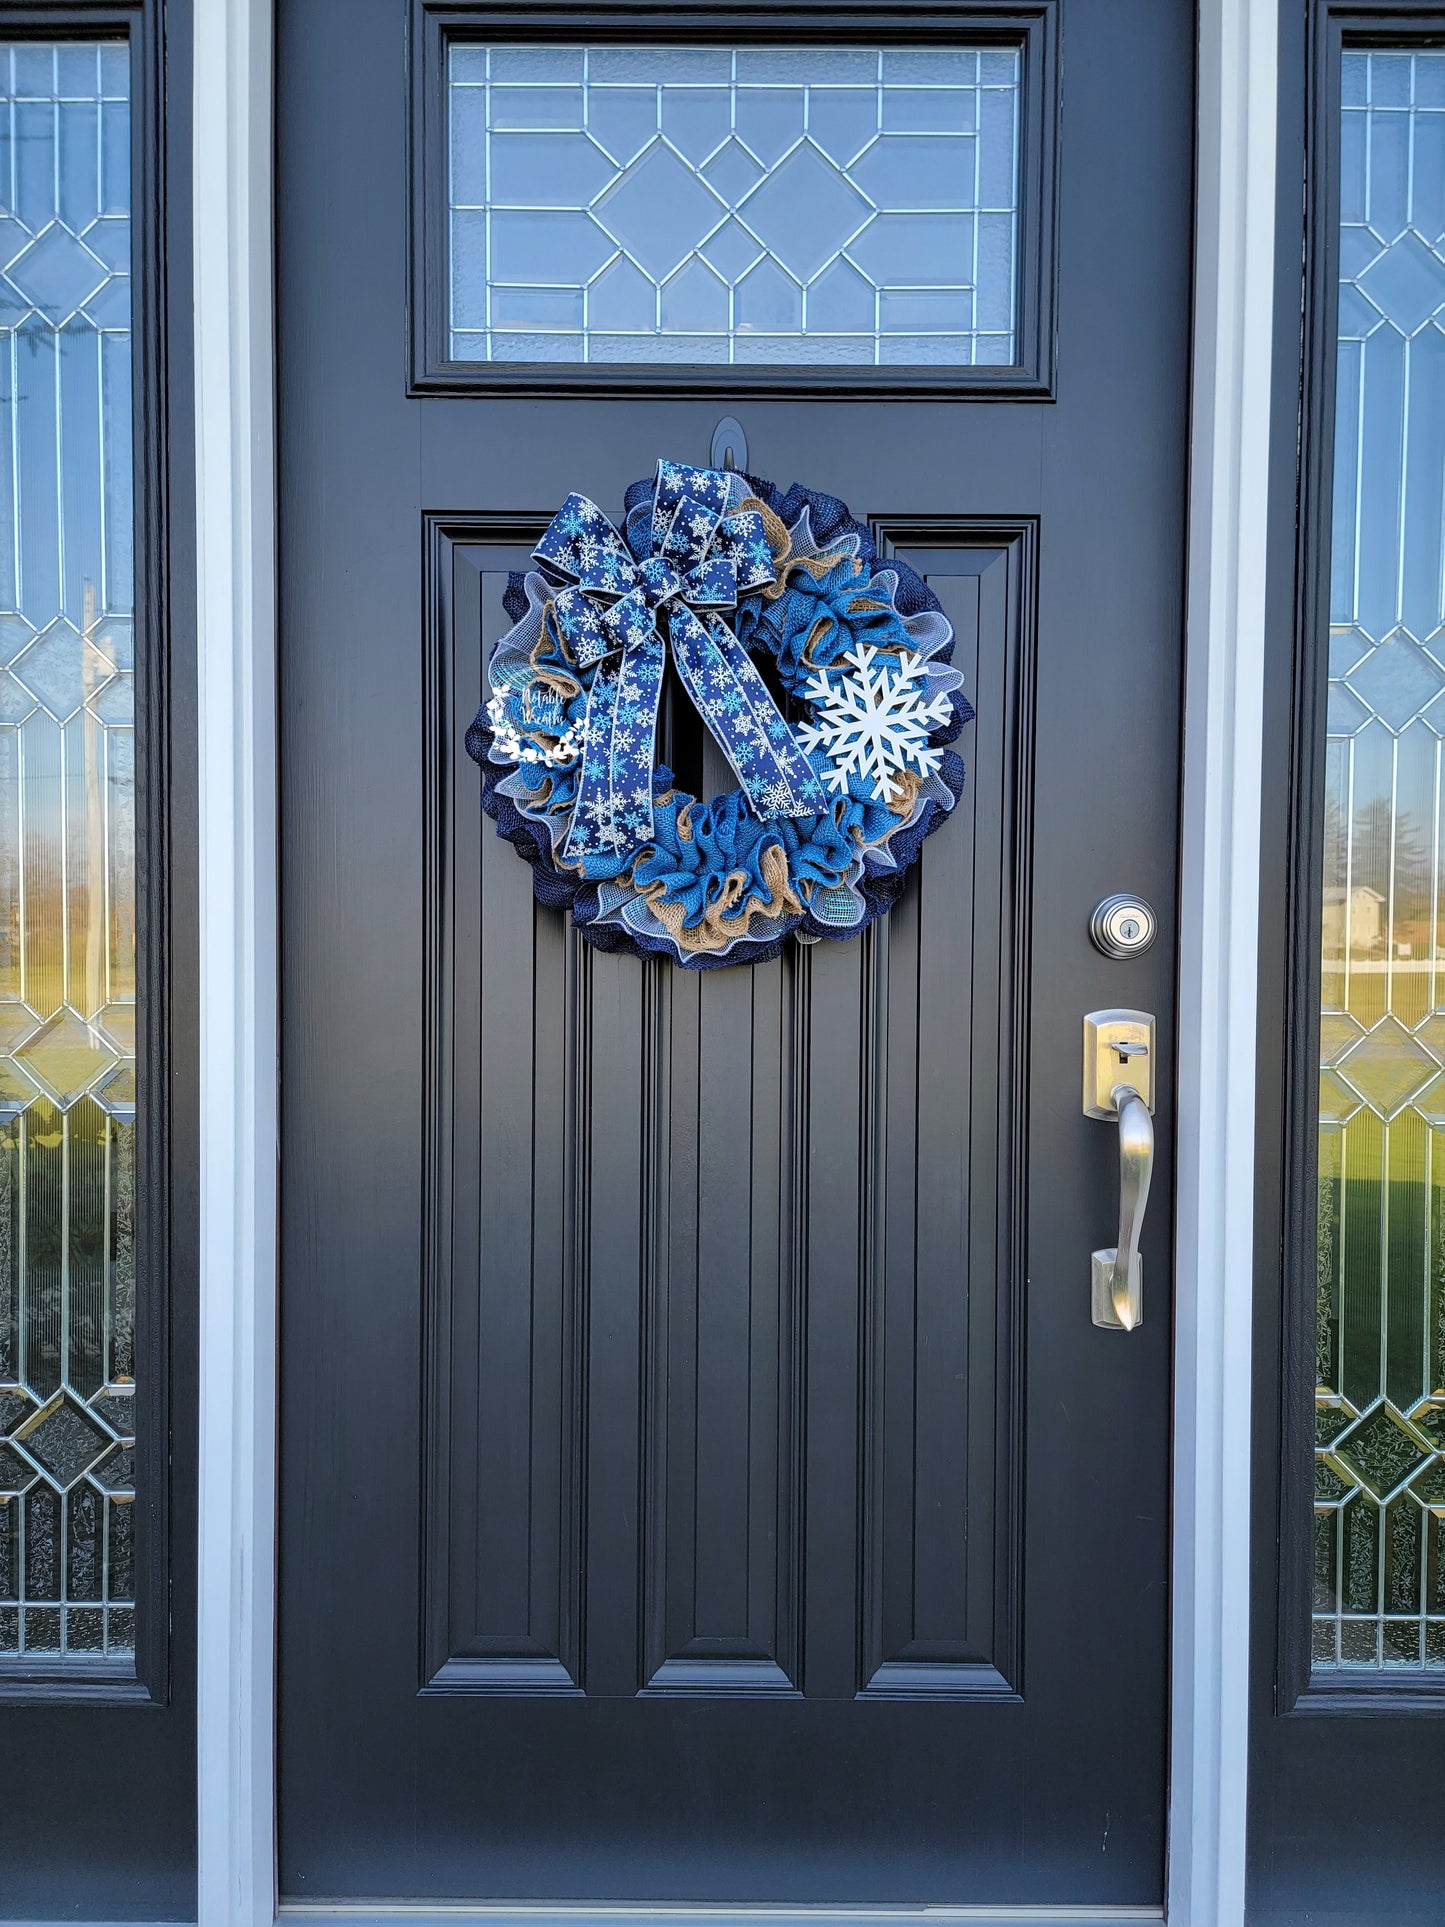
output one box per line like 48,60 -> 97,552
532,460 -> 825,865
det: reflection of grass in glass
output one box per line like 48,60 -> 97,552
1314,1126 -> 1445,1658
1317,1118 -> 1444,1409
0,1094 -> 133,1406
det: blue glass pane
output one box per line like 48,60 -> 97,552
446,43 -> 1021,365
0,41 -> 137,1664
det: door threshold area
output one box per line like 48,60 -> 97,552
8,1916 -> 1165,1927
276,1906 -> 1164,1927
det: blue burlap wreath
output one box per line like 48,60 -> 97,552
466,460 -> 973,969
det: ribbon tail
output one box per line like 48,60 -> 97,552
668,609 -> 826,822
561,630 -> 665,873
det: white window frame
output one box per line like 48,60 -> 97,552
191,1 -> 1276,1921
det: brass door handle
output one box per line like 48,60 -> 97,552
1083,1010 -> 1157,1331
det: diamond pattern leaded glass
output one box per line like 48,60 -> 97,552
0,42 -> 137,1663
447,45 -> 1021,366
1315,49 -> 1445,1670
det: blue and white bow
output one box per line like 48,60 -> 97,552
533,460 -> 824,866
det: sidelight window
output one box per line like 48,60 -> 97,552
0,40 -> 140,1668
1312,46 -> 1445,1672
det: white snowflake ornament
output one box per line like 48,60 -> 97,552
797,644 -> 954,807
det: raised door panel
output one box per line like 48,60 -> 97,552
426,519 -> 1030,1702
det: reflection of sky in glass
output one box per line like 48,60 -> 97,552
1315,49 -> 1445,1672
0,41 -> 138,1665
447,45 -> 1021,366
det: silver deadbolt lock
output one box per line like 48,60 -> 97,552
1090,893 -> 1157,959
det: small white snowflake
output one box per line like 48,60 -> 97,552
797,644 -> 953,807
756,777 -> 802,815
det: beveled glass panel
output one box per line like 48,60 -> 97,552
0,41 -> 137,1663
1315,48 -> 1445,1671
447,45 -> 1021,365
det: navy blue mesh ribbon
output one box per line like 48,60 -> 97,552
532,460 -> 825,866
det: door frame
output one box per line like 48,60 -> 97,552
190,1 -> 1277,1922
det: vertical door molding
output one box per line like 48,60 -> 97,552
1169,1 -> 1278,1924
193,2 -> 278,1926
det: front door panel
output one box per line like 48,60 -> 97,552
431,524 -> 1024,1707
277,0 -> 1192,1905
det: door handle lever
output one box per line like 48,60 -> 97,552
1093,1085 -> 1153,1330
1083,1010 -> 1157,1331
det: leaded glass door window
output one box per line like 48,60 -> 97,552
412,19 -> 1056,392
1313,45 -> 1445,1675
447,45 -> 1020,366
1252,21 -> 1445,1920
0,41 -> 138,1666
0,13 -> 191,1918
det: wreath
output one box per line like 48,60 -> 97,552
466,459 -> 973,969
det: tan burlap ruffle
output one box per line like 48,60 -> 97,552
641,828 -> 800,955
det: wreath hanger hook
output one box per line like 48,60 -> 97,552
710,415 -> 747,476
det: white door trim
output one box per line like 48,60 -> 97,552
1167,0 -> 1277,1921
190,2 -> 1277,1922
194,2 -> 279,1925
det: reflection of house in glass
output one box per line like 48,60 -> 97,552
1321,883 -> 1385,958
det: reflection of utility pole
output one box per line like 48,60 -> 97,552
82,582 -> 104,1024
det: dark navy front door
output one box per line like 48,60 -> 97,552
276,0 -> 1193,1905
